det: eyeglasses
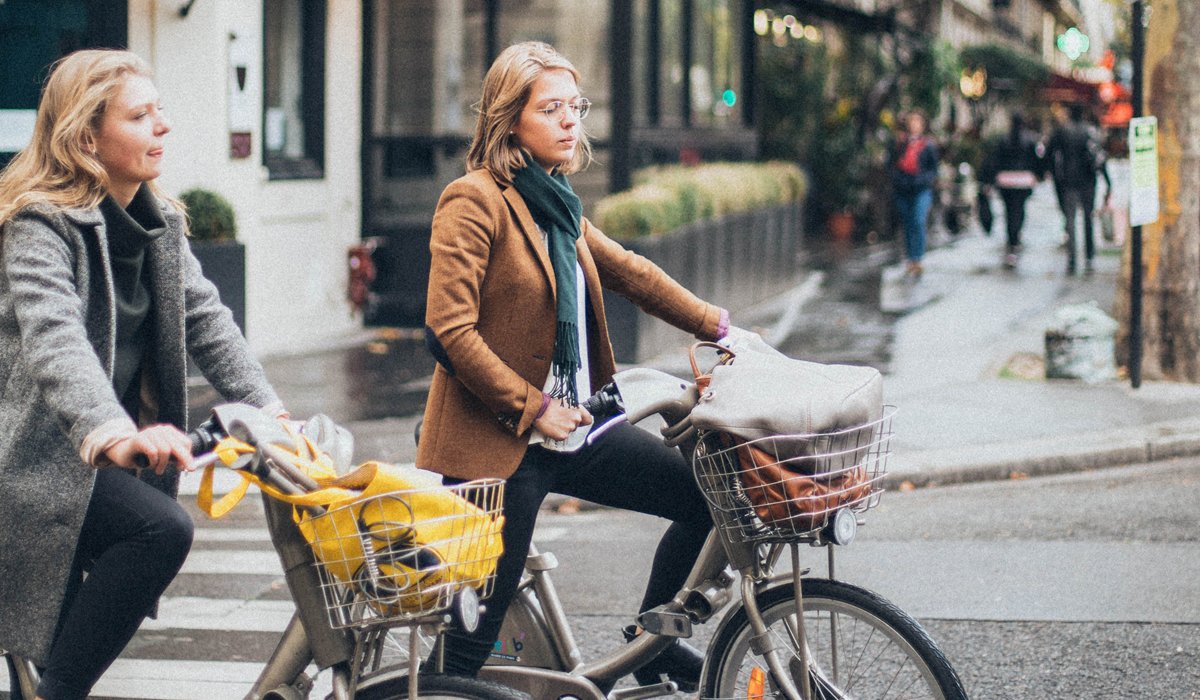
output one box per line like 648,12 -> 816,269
533,98 -> 591,121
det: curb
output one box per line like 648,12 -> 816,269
884,425 -> 1200,490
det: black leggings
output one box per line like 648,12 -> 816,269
440,421 -> 713,675
999,187 -> 1032,249
37,468 -> 194,700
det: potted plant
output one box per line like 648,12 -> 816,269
180,188 -> 246,334
809,123 -> 866,241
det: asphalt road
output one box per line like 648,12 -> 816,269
538,456 -> 1200,699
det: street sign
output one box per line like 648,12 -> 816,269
1129,116 -> 1159,227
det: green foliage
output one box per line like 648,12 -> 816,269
179,188 -> 237,242
594,162 -> 807,240
908,41 -> 960,119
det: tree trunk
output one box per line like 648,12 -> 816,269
1116,0 -> 1200,382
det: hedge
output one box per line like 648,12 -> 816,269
594,161 -> 807,240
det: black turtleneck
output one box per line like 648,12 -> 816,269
98,185 -> 167,417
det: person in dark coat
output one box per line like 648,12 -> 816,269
1045,104 -> 1107,274
890,110 -> 939,278
0,50 -> 282,700
979,113 -> 1044,270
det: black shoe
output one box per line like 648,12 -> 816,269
623,625 -> 703,692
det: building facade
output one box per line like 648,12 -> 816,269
1,0 -> 363,356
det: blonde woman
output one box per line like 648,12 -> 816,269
420,41 -> 733,691
0,50 -> 281,700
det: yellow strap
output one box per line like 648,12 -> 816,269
197,463 -> 253,518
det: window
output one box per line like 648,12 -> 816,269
263,0 -> 325,179
690,0 -> 740,127
0,0 -> 127,169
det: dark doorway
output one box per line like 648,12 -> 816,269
0,0 -> 128,169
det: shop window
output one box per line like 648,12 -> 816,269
263,0 -> 325,179
690,0 -> 740,127
0,0 -> 127,168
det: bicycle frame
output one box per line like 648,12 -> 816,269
1,412 -> 480,700
472,366 -> 819,700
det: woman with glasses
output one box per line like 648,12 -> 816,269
419,41 -> 732,691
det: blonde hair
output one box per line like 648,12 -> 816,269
0,49 -> 180,226
466,41 -> 593,183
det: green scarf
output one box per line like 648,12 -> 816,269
511,158 -> 585,405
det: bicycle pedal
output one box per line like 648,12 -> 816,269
636,610 -> 692,638
609,680 -> 678,700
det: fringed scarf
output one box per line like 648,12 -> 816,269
511,157 -> 585,405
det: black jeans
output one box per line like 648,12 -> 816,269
998,187 -> 1032,250
37,468 -> 194,700
440,421 -> 713,675
1060,185 -> 1097,269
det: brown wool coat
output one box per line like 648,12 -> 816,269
417,169 -> 723,480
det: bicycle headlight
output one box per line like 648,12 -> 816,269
454,587 -> 481,633
827,509 -> 858,546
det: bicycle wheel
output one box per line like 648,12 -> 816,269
702,579 -> 966,700
355,672 -> 530,700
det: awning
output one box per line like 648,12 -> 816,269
1041,72 -> 1101,105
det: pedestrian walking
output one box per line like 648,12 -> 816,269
889,111 -> 939,278
0,49 -> 283,700
1045,104 -> 1108,274
419,41 -> 734,692
979,113 -> 1043,270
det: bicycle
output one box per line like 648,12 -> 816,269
398,352 -> 968,700
2,403 -> 529,700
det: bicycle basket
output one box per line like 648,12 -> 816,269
693,406 -> 895,544
308,478 -> 505,629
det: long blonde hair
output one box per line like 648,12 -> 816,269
0,49 -> 179,225
466,41 -> 593,184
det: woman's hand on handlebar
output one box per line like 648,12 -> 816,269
534,399 -> 593,441
104,424 -> 196,475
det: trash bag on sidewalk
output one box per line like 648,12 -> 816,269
1044,303 -> 1118,383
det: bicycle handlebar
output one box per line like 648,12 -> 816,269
581,383 -> 623,419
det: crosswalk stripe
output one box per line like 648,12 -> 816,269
142,597 -> 297,633
191,527 -> 271,543
0,660 -> 267,699
178,549 -> 282,575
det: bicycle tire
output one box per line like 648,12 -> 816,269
701,578 -> 966,700
355,672 -> 530,700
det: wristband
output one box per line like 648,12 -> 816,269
715,308 -> 731,340
534,392 -> 552,420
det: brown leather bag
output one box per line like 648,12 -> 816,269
730,436 -> 871,530
691,342 -> 873,531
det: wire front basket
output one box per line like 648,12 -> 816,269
308,478 -> 505,630
693,407 -> 895,544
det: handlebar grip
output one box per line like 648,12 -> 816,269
188,420 -> 223,456
582,383 -> 623,418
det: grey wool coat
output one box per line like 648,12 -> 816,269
0,197 -> 279,664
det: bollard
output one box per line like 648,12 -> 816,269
1044,302 -> 1119,383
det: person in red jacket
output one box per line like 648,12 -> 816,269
890,111 -> 939,278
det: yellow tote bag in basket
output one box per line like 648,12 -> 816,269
197,430 -> 504,616
297,462 -> 505,616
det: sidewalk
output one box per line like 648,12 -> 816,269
878,179 -> 1200,486
222,179 -> 1200,495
